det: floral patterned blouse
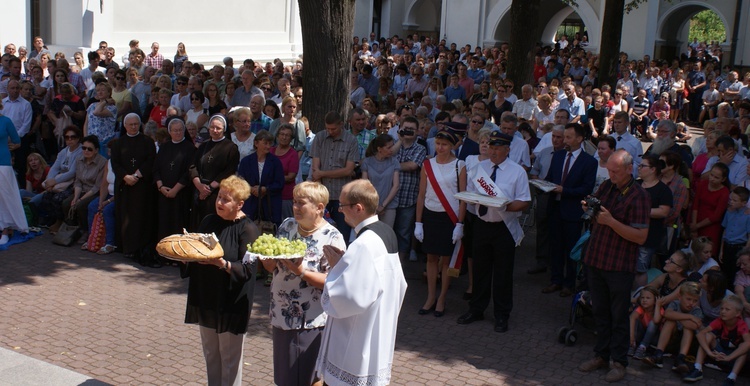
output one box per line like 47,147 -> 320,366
270,217 -> 346,330
85,102 -> 118,143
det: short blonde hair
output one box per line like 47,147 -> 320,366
220,175 -> 251,202
678,281 -> 701,297
723,294 -> 744,313
293,181 -> 329,206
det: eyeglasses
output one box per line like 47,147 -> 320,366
64,135 -> 78,140
116,77 -> 125,81
261,87 -> 272,91
177,81 -> 187,85
638,164 -> 653,169
191,97 -> 200,101
338,202 -> 358,209
81,146 -> 95,152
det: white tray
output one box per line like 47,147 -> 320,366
454,192 -> 510,208
529,179 -> 558,193
246,252 -> 304,261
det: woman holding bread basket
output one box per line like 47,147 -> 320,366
181,175 -> 260,386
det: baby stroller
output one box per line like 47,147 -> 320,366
557,290 -> 594,346
556,224 -> 595,346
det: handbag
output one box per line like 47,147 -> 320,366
52,209 -> 83,247
54,111 -> 72,148
254,192 -> 277,235
87,211 -> 107,252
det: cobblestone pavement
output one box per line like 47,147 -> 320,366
0,223 -> 735,386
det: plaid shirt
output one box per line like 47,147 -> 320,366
310,129 -> 360,198
352,128 -> 376,160
250,113 -> 272,134
144,53 -> 164,70
584,178 -> 651,273
395,141 -> 426,207
663,174 -> 688,227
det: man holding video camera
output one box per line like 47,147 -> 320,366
577,149 -> 650,383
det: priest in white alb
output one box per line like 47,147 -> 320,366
317,179 -> 407,386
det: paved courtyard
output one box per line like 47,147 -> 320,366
0,219 -> 734,385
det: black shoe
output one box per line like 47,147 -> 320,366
433,306 -> 445,317
494,318 -> 508,333
418,303 -> 436,315
457,311 -> 483,325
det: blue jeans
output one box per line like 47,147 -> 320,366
326,200 -> 352,245
394,205 -> 416,253
25,190 -> 46,224
87,196 -> 116,246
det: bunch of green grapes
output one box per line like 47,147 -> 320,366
248,234 -> 307,256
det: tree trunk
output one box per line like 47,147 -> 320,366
297,0 -> 356,134
598,0 -> 625,89
506,0 -> 541,95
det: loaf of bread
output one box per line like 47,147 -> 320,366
156,230 -> 223,262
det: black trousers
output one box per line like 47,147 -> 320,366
587,266 -> 634,367
722,241 -> 744,286
469,219 -> 515,320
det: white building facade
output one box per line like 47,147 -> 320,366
3,0 -> 749,68
0,0 -> 303,66
354,0 -> 750,67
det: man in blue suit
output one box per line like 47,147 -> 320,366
541,123 -> 598,297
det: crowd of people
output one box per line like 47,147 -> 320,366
2,31 -> 750,384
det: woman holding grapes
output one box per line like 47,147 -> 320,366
259,181 -> 346,386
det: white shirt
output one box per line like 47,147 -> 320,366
702,153 -> 749,186
509,135 -> 531,168
1,96 -> 32,137
512,98 -> 538,121
79,65 -> 104,91
468,158 -> 530,244
614,130 -> 642,177
533,132 -> 552,158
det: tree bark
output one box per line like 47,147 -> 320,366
297,0 -> 356,134
506,0 -> 541,96
598,0 -> 626,88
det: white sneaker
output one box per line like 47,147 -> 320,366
0,235 -> 9,245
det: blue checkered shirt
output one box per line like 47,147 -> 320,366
396,141 -> 427,207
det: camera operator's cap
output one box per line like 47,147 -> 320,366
443,121 -> 467,134
488,131 -> 513,146
434,129 -> 460,145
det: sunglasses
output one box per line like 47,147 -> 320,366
471,120 -> 484,125
191,97 -> 201,101
81,146 -> 95,152
177,81 -> 187,85
116,77 -> 125,80
261,87 -> 272,91
64,135 -> 78,140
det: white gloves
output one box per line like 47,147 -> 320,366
452,223 -> 464,244
414,222 -> 424,242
